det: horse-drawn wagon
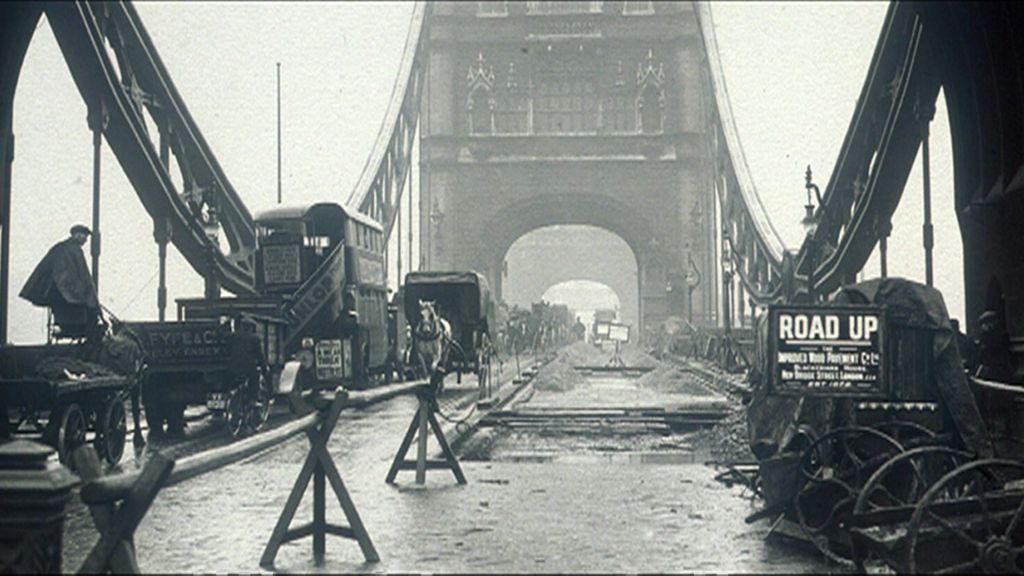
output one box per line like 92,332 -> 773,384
403,271 -> 497,391
0,317 -> 143,466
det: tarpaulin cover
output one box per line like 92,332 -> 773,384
747,277 -> 994,460
403,271 -> 494,336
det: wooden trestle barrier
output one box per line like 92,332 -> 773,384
385,384 -> 466,485
71,445 -> 174,574
260,389 -> 378,567
62,377 -> 460,570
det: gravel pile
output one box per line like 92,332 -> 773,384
530,341 -> 604,392
692,404 -> 755,462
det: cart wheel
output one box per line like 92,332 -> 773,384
225,389 -> 247,439
872,420 -> 938,449
907,459 -> 1024,574
851,446 -> 972,572
249,374 -> 273,434
57,403 -> 87,465
796,426 -> 904,565
95,397 -> 127,466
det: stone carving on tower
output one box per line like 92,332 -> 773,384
466,52 -> 496,134
636,49 -> 666,134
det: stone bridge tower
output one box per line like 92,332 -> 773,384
420,0 -> 719,335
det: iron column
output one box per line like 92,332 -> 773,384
0,131 -> 12,343
88,102 -> 107,294
277,62 -> 282,205
919,99 -> 935,287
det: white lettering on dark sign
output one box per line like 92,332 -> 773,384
770,306 -> 885,397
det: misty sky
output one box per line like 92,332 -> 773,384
5,1 -> 962,343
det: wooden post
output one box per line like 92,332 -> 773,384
385,387 -> 466,486
416,396 -> 429,484
260,392 -> 378,569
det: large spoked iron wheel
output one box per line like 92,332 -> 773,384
94,397 -> 127,466
56,403 -> 88,467
248,374 -> 273,434
224,389 -> 247,439
795,426 -> 904,565
906,459 -> 1024,574
850,446 -> 973,572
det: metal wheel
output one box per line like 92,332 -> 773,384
851,446 -> 973,572
907,459 -> 1024,574
872,420 -> 938,449
224,389 -> 247,439
57,403 -> 88,465
95,397 -> 127,466
795,426 -> 904,565
248,374 -> 273,434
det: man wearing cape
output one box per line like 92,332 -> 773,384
19,225 -> 100,336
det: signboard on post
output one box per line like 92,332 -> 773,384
768,305 -> 886,397
607,323 -> 630,343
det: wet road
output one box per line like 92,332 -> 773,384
62,353 -> 836,573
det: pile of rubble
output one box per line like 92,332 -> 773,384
692,402 -> 753,462
529,341 -> 604,392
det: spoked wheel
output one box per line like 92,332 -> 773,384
907,459 -> 1024,574
477,349 -> 491,391
248,374 -> 273,434
795,426 -> 904,565
872,420 -> 939,449
57,403 -> 88,466
95,397 -> 127,466
224,389 -> 247,439
851,446 -> 973,572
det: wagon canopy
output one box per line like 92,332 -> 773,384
403,271 -> 494,334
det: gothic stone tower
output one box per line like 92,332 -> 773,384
420,1 -> 718,335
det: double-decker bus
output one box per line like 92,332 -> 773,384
131,202 -> 390,437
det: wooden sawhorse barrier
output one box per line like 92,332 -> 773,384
72,445 -> 174,574
385,384 -> 466,485
260,390 -> 378,568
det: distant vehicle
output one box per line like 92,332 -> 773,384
129,202 -> 390,438
403,271 -> 496,389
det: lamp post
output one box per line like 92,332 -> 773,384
801,166 -> 822,302
721,228 -> 733,335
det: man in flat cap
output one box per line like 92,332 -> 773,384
20,225 -> 101,340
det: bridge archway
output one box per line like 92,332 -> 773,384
467,194 -> 657,334
503,225 -> 637,329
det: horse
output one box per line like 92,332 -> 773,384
412,300 -> 451,390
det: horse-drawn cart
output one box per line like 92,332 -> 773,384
403,271 -> 497,391
0,342 -> 137,466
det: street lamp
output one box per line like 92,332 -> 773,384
802,165 -> 823,302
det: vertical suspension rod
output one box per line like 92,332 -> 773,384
921,112 -> 934,287
89,104 -> 106,294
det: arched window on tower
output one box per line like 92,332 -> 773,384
636,49 -> 666,135
466,52 -> 495,134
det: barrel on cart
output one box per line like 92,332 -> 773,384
0,343 -> 132,466
403,271 -> 496,389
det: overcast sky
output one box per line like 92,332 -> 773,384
5,1 -> 961,343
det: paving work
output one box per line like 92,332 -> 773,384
56,343 -> 834,573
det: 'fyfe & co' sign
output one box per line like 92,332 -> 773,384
768,305 -> 886,397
